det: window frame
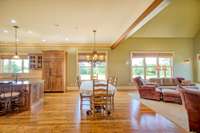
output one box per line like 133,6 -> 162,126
0,58 -> 30,74
77,50 -> 108,81
130,51 -> 174,80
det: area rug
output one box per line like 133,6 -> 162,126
128,92 -> 189,131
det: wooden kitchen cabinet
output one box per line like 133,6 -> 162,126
29,54 -> 42,69
42,50 -> 66,92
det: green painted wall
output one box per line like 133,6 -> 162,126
194,31 -> 200,82
109,38 -> 194,85
133,0 -> 200,38
0,37 -> 195,87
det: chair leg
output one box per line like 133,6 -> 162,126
80,96 -> 82,110
112,96 -> 114,111
89,96 -> 92,110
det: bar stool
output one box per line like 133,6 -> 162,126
10,84 -> 23,112
0,82 -> 22,115
0,82 -> 13,115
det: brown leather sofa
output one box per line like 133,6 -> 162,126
147,78 -> 197,104
133,77 -> 161,101
149,78 -> 179,87
179,88 -> 200,133
149,77 -> 196,88
162,89 -> 182,104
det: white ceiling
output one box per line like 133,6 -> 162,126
0,0 -> 154,45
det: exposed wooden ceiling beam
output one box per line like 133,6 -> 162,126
111,0 -> 164,49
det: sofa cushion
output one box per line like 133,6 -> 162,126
181,80 -> 195,86
162,89 -> 180,96
161,78 -> 179,86
149,78 -> 162,85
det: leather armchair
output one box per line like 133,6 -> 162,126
179,88 -> 200,133
133,77 -> 161,101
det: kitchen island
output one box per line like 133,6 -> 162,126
0,80 -> 44,112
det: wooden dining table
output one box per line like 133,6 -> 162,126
80,80 -> 116,95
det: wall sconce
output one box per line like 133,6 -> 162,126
198,54 -> 200,61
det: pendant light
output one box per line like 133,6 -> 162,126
86,30 -> 105,64
92,30 -> 98,61
86,30 -> 98,63
13,25 -> 20,59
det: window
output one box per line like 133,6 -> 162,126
159,58 -> 172,78
93,62 -> 106,80
145,57 -> 157,79
131,53 -> 173,79
78,52 -> 107,80
0,59 -> 29,73
132,58 -> 144,79
79,62 -> 91,80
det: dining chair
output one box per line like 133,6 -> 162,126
91,74 -> 98,80
0,82 -> 13,115
11,84 -> 24,112
87,79 -> 111,117
77,76 -> 91,110
110,76 -> 118,110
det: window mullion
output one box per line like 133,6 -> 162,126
144,57 -> 146,80
9,59 -> 12,73
157,57 -> 159,78
22,59 -> 24,73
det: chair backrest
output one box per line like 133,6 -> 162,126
112,76 -> 118,87
133,77 -> 144,88
76,76 -> 81,89
91,75 -> 98,80
179,88 -> 200,132
92,79 -> 108,97
107,76 -> 113,85
0,82 -> 13,99
179,88 -> 200,111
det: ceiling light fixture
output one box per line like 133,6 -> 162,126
65,37 -> 69,41
3,30 -> 8,33
86,30 -> 105,66
27,30 -> 33,34
13,25 -> 20,59
42,39 -> 46,42
11,19 -> 16,24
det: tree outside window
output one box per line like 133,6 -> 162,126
0,59 -> 29,73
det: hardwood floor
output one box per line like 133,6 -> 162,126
0,91 -> 188,133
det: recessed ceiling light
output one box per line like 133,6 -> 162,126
11,19 -> 16,24
3,30 -> 8,33
42,39 -> 46,42
27,30 -> 33,34
65,37 -> 69,41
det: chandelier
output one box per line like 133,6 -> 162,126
13,25 -> 20,59
86,30 -> 105,65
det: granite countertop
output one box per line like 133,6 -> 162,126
0,79 -> 44,85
